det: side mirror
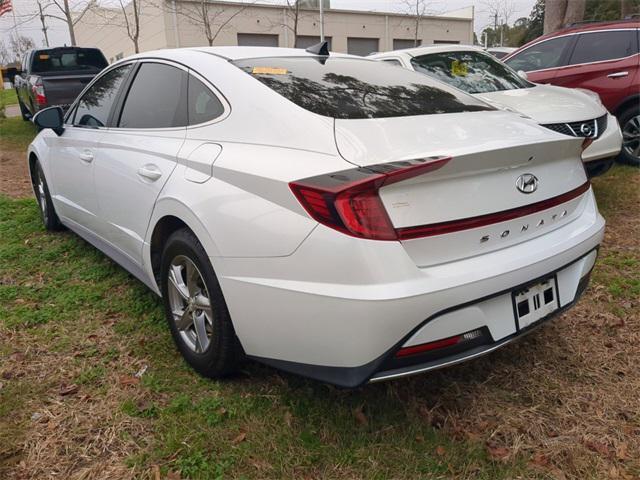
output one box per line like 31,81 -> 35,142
517,70 -> 528,81
33,106 -> 65,136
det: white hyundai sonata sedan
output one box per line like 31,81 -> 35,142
28,46 -> 604,387
371,45 -> 623,178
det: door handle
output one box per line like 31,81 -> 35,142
137,164 -> 162,181
607,71 -> 629,78
79,150 -> 94,163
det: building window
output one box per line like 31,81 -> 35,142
347,37 -> 379,56
295,35 -> 332,50
393,39 -> 420,50
433,40 -> 460,44
237,33 -> 279,47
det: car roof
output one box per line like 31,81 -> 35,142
124,46 -> 354,63
487,47 -> 516,52
509,19 -> 640,57
370,44 -> 483,59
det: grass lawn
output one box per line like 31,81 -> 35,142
0,116 -> 36,150
1,116 -> 639,479
1,87 -> 17,107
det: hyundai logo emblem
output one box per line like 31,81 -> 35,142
516,173 -> 538,194
580,123 -> 593,137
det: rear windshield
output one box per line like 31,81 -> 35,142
31,48 -> 108,74
233,56 -> 493,119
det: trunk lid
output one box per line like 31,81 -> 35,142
334,110 -> 590,266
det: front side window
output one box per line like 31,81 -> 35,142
569,30 -> 638,65
505,36 -> 573,72
188,74 -> 224,125
118,63 -> 187,129
73,64 -> 132,128
411,51 -> 531,94
233,57 -> 492,119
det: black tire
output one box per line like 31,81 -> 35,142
617,105 -> 640,167
584,158 -> 614,178
33,161 -> 63,231
17,97 -> 30,121
160,228 -> 243,378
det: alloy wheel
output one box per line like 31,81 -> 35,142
167,255 -> 214,353
36,170 -> 48,223
622,114 -> 640,159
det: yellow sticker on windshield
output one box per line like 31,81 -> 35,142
451,60 -> 468,76
252,67 -> 288,75
39,54 -> 50,60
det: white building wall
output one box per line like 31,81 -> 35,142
75,1 -> 473,61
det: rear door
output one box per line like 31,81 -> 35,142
550,29 -> 639,112
93,61 -> 188,265
504,35 -> 575,83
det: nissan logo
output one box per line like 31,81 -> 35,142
516,173 -> 538,194
580,123 -> 593,137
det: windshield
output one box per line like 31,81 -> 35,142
31,48 -> 108,74
410,50 -> 532,94
233,56 -> 492,119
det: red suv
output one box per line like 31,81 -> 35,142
504,20 -> 639,166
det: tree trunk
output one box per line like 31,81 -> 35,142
563,0 -> 585,26
63,0 -> 76,45
621,0 -> 634,17
543,0 -> 567,34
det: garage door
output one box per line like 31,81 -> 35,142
296,35 -> 332,50
393,39 -> 420,50
237,33 -> 279,47
347,37 -> 379,56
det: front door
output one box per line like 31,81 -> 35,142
93,62 -> 188,265
49,64 -> 133,231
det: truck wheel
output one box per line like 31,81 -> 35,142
618,105 -> 640,167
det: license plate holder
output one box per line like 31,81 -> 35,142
513,276 -> 559,330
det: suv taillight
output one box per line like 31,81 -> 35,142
289,156 -> 450,241
32,81 -> 46,105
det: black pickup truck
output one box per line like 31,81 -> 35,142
15,47 -> 108,120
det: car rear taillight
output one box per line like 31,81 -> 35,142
395,328 -> 483,358
32,82 -> 46,105
289,156 -> 451,241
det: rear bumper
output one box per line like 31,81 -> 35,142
217,189 -> 605,387
582,113 -> 622,163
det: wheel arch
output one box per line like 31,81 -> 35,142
146,198 -> 222,292
614,94 -> 640,118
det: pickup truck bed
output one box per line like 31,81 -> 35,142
15,47 -> 108,120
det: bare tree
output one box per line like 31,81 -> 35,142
172,0 -> 252,47
281,0 -> 301,47
482,0 -> 516,46
43,0 -> 97,46
401,0 -> 435,47
9,33 -> 36,62
119,0 -> 141,53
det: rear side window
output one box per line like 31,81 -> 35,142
31,48 -> 108,74
569,31 -> 638,65
505,36 -> 573,72
73,64 -> 132,128
233,57 -> 492,119
119,63 -> 187,129
188,74 -> 224,125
